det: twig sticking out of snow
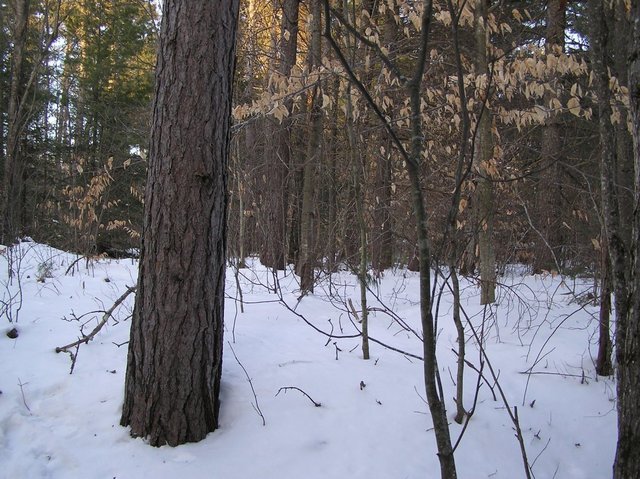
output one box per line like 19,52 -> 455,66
228,341 -> 266,426
18,377 -> 31,414
276,386 -> 322,407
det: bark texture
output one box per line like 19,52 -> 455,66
596,238 -> 613,377
120,0 -> 239,447
614,2 -> 640,477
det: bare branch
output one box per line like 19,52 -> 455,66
276,386 -> 322,407
228,342 -> 266,426
17,378 -> 31,414
322,0 -> 411,166
55,285 -> 136,353
327,5 -> 407,84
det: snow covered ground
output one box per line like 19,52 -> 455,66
0,242 -> 616,478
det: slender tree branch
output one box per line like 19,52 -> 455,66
327,5 -> 407,83
18,377 -> 31,413
276,386 -> 322,407
228,342 -> 266,426
55,285 -> 136,353
322,0 -> 411,166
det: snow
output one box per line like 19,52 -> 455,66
0,242 -> 616,478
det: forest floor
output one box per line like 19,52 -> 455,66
0,241 -> 616,478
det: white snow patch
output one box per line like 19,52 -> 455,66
0,244 -> 616,478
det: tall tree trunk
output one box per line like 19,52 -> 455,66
589,0 -> 630,355
371,141 -> 393,272
2,0 -> 30,244
326,78 -> 340,274
55,42 -> 73,152
474,0 -> 495,304
409,3 -> 456,476
596,236 -> 612,376
341,0 -> 369,357
346,87 -> 369,359
533,0 -> 566,273
611,3 -> 634,264
120,0 -> 239,447
590,4 -> 630,384
592,13 -> 633,389
371,9 -> 398,273
613,0 -> 640,476
0,7 -> 6,176
297,0 -> 322,293
261,0 -> 300,270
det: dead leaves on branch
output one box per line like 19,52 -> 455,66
234,0 -> 631,143
233,65 -> 330,122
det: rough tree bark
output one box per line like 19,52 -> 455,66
596,237 -> 613,377
325,79 -> 340,274
346,86 -> 369,359
371,141 -> 394,272
590,0 -> 631,363
613,1 -> 640,477
120,0 -> 239,447
612,5 -> 634,247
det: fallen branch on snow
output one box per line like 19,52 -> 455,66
55,285 -> 136,355
276,386 -> 322,407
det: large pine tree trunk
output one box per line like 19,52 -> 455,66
614,1 -> 640,476
120,0 -> 239,447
